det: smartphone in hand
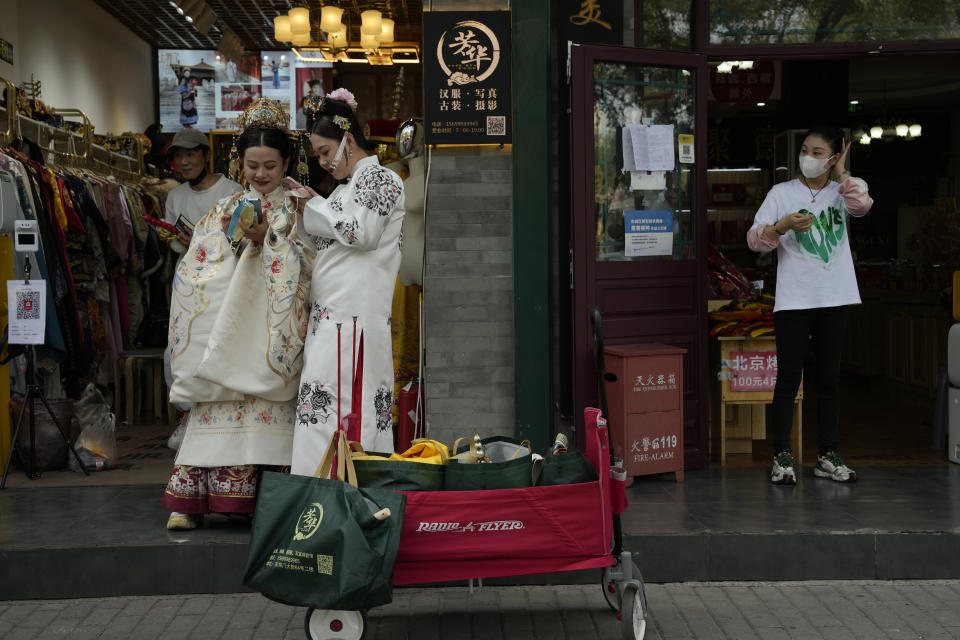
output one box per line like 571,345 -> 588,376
282,176 -> 304,191
226,198 -> 263,242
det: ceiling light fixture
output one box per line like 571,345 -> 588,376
274,16 -> 292,41
379,17 -> 395,43
321,4 -> 344,33
289,6 -> 311,35
361,9 -> 382,36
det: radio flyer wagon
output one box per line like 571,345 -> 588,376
303,308 -> 646,639
303,405 -> 647,640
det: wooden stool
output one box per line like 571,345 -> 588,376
115,348 -> 167,426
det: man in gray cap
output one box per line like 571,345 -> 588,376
164,128 -> 241,254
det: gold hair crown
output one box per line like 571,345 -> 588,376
333,115 -> 351,132
238,98 -> 290,133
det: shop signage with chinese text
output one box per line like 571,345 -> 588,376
726,349 -> 798,392
709,60 -> 782,103
558,0 -> 622,46
424,11 -> 512,144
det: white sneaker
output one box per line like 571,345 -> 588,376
770,451 -> 797,485
814,452 -> 857,482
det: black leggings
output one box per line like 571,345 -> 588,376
771,306 -> 847,456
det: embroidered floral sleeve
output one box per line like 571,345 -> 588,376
301,162 -> 404,251
259,199 -> 316,381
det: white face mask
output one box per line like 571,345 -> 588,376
798,153 -> 835,179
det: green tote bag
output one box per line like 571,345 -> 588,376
443,436 -> 532,491
242,433 -> 405,610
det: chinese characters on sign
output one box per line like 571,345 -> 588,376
424,11 -> 512,144
709,60 -> 782,103
632,371 -> 678,393
725,350 -> 782,392
630,434 -> 679,464
624,210 -> 674,257
559,0 -> 622,47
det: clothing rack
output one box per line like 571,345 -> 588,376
0,75 -> 145,178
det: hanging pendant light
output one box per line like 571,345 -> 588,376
321,5 -> 344,33
291,31 -> 312,47
909,123 -> 922,137
361,9 -> 382,36
379,17 -> 395,43
289,6 -> 311,35
274,15 -> 293,41
869,125 -> 883,139
360,32 -> 379,49
895,123 -> 909,137
329,25 -> 348,49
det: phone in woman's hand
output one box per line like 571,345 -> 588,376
283,176 -> 304,191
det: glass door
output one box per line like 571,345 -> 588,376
570,44 -> 709,468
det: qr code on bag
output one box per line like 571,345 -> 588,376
486,115 -> 506,136
16,290 -> 41,320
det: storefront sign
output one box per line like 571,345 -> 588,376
424,11 -> 512,144
0,39 -> 13,65
624,210 -> 673,257
727,350 -> 778,391
709,60 -> 782,103
558,0 -> 623,46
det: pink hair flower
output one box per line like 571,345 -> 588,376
327,88 -> 358,111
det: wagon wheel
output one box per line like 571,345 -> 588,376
304,608 -> 367,640
601,559 -> 646,611
620,583 -> 647,640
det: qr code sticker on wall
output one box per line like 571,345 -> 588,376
16,290 -> 41,320
486,115 -> 506,136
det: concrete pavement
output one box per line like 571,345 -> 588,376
2,581 -> 960,639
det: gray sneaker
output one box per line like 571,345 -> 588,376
771,451 -> 797,485
814,452 -> 857,482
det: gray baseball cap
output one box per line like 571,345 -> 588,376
167,128 -> 209,155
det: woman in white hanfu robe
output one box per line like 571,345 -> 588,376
287,91 -> 405,475
162,100 -> 315,529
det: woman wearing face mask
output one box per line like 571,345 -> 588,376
746,126 -> 873,486
162,99 -> 315,529
285,89 -> 405,475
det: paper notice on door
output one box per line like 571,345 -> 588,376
678,134 -> 694,164
629,171 -> 666,191
622,124 -> 675,171
623,210 -> 674,257
7,280 -> 46,344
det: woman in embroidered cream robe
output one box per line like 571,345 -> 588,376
286,94 -> 405,475
162,121 -> 315,530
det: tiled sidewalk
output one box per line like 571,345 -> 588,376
2,581 -> 960,640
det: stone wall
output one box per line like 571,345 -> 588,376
422,146 -> 514,445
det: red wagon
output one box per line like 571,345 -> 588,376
304,407 -> 648,640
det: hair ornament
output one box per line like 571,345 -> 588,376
237,97 -> 290,134
333,115 -> 352,132
327,88 -> 358,111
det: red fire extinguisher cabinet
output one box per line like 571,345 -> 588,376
604,343 -> 686,482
